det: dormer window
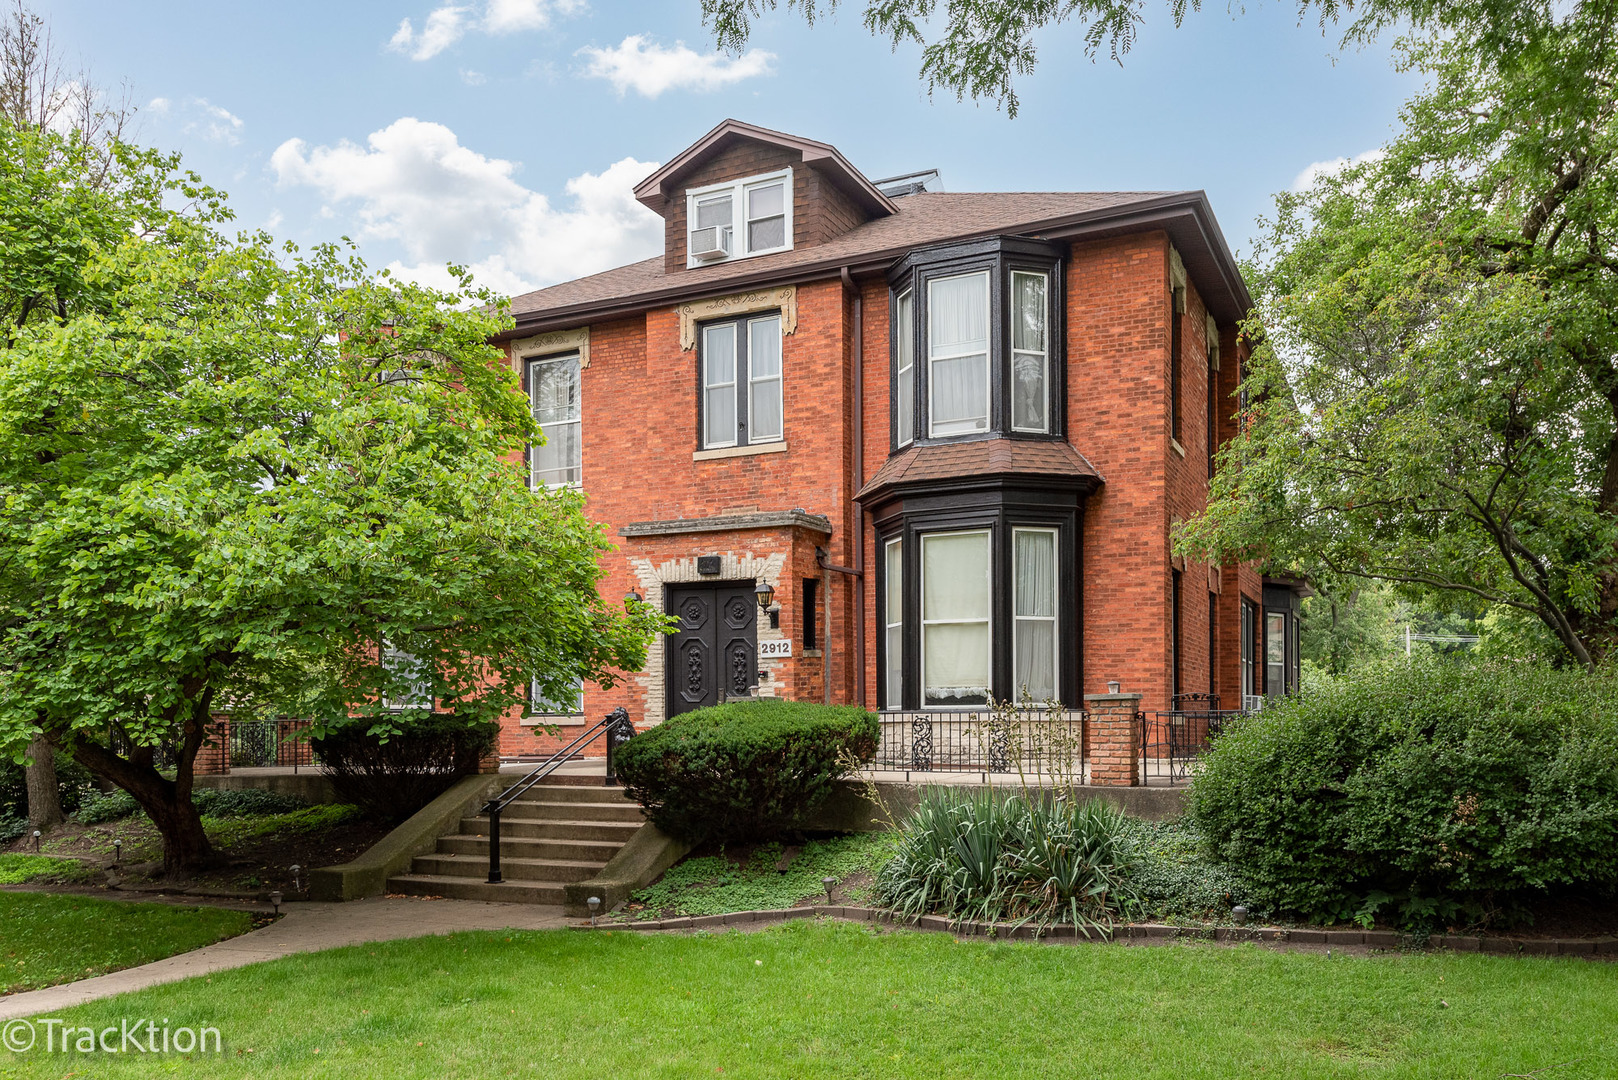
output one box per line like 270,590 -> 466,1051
889,236 -> 1065,450
686,169 -> 793,266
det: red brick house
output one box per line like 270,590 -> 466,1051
494,119 -> 1303,762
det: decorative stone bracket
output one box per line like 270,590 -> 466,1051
678,286 -> 798,351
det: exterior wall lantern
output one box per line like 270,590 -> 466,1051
754,580 -> 775,610
623,589 -> 643,611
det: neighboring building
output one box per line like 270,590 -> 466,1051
495,119 -> 1303,759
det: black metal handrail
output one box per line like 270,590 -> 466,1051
482,706 -> 634,885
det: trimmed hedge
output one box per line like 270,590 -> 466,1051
1189,660 -> 1618,928
311,715 -> 498,823
614,700 -> 878,843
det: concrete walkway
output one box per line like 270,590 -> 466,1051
0,895 -> 571,1021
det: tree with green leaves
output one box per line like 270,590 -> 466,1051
1180,14 -> 1618,669
0,149 -> 665,870
700,0 -> 1566,116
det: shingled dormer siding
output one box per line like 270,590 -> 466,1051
660,139 -> 872,273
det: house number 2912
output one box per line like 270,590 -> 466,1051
758,640 -> 792,658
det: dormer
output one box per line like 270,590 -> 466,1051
633,119 -> 899,274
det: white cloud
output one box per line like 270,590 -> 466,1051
185,98 -> 244,145
147,96 -> 171,114
270,117 -> 661,295
460,69 -> 488,86
1292,149 -> 1386,192
388,0 -> 583,60
578,34 -> 776,98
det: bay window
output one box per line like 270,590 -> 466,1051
876,501 -> 1080,711
889,236 -> 1064,450
527,351 -> 581,488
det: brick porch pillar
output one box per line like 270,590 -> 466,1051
1083,692 -> 1142,786
193,718 -> 229,775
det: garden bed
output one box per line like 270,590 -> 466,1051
4,794 -> 390,896
619,833 -> 896,920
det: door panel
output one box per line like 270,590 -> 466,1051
666,582 -> 758,718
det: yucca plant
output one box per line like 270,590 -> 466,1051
875,787 -> 1140,934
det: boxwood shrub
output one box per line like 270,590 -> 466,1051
614,699 -> 878,843
1189,659 -> 1618,928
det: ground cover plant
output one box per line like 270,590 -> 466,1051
0,853 -> 97,886
615,700 -> 878,843
13,798 -> 387,894
0,892 -> 255,994
1120,817 -> 1263,923
2,920 -> 1614,1078
1190,660 -> 1618,930
626,833 -> 896,918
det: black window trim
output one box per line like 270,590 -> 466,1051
873,489 -> 1081,711
696,309 -> 785,450
887,235 -> 1067,454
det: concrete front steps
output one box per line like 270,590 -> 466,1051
387,783 -> 643,904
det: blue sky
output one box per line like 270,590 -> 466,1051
38,0 -> 1420,296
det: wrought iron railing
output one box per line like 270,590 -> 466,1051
482,707 -> 636,885
874,708 -> 1086,780
1142,706 -> 1243,785
228,719 -> 317,771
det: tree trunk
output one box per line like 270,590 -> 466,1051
24,734 -> 63,830
62,714 -> 224,875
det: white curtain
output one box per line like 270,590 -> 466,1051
703,324 -> 737,446
746,182 -> 785,250
1012,272 -> 1048,432
748,316 -> 783,440
1013,529 -> 1057,700
928,272 -> 988,435
885,540 -> 903,704
922,531 -> 990,704
895,291 -> 915,445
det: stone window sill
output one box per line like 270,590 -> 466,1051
520,715 -> 587,727
1170,438 -> 1186,458
693,442 -> 788,462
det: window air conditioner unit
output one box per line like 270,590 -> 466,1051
690,226 -> 731,261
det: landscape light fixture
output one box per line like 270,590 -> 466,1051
112,838 -> 122,864
269,890 -> 283,915
31,829 -> 40,852
754,580 -> 775,610
822,877 -> 836,905
290,864 -> 302,892
587,895 -> 601,927
1231,905 -> 1249,926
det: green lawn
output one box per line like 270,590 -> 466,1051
1,920 -> 1613,1078
0,855 -> 98,886
0,891 -> 256,994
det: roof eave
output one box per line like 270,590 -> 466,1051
501,191 -> 1255,340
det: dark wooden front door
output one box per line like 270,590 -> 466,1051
666,582 -> 758,717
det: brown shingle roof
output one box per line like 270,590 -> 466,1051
856,438 -> 1104,502
507,190 -> 1181,326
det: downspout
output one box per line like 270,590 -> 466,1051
841,266 -> 866,709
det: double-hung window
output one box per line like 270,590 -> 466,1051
531,675 -> 584,716
884,538 -> 903,705
894,290 -> 915,446
381,644 -> 432,712
686,170 -> 792,265
920,530 -> 992,706
927,272 -> 990,437
1012,528 -> 1058,701
527,352 -> 581,488
701,313 -> 783,448
1011,272 -> 1050,433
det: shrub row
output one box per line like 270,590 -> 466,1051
1189,659 -> 1618,927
